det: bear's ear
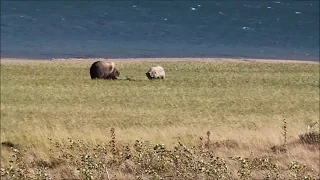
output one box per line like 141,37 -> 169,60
146,72 -> 152,79
150,70 -> 155,77
112,69 -> 120,78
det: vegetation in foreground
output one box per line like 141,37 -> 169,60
1,60 -> 319,179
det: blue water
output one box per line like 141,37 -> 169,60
1,1 -> 319,61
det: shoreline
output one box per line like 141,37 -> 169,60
1,57 -> 319,64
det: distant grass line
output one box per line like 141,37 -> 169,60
1,60 -> 319,179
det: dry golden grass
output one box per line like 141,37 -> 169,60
1,58 -> 319,179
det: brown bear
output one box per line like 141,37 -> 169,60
90,61 -> 120,80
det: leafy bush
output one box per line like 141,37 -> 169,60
1,128 -> 319,180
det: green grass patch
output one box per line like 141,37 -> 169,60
1,60 -> 319,179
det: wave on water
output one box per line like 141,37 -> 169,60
1,1 -> 319,61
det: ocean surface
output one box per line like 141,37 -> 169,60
1,1 -> 319,61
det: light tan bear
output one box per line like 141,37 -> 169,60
145,66 -> 165,79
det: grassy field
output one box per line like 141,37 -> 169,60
1,59 -> 319,179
